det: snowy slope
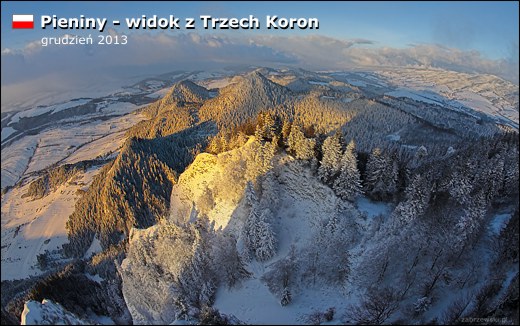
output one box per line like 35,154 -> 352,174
1,136 -> 37,189
7,99 -> 91,126
25,113 -> 143,174
21,299 -> 88,325
1,111 -> 144,189
172,141 -> 339,246
324,68 -> 519,127
215,277 -> 349,325
1,107 -> 144,280
212,158 -> 354,324
137,132 -> 515,325
378,68 -> 519,126
1,166 -> 101,280
1,126 -> 16,142
164,138 -> 369,324
197,77 -> 235,90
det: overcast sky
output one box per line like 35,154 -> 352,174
1,1 -> 518,111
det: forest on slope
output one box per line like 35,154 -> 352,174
2,69 -> 518,325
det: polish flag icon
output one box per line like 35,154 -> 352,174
12,15 -> 34,29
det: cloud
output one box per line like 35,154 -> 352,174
1,32 -> 518,111
1,32 -> 296,111
346,44 -> 519,83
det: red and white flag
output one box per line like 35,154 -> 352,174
12,15 -> 34,29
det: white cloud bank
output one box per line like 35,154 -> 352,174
2,32 -> 518,111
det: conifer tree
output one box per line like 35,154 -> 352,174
319,133 -> 343,185
288,124 -> 316,161
333,140 -> 363,201
281,286 -> 292,306
365,148 -> 398,200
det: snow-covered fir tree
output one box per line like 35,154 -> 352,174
454,190 -> 488,249
297,137 -> 316,161
333,140 -> 363,201
210,234 -> 251,288
244,181 -> 257,208
265,136 -> 279,167
365,148 -> 398,200
287,124 -> 316,161
244,196 -> 277,262
255,217 -> 277,261
287,124 -> 303,155
259,171 -> 280,210
392,172 -> 432,224
448,169 -> 473,206
318,133 -> 343,184
365,148 -> 386,196
280,286 -> 292,306
281,118 -> 292,145
263,113 -> 279,140
177,228 -> 217,308
503,144 -> 519,198
483,152 -> 505,202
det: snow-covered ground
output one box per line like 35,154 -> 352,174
197,77 -> 235,90
97,101 -> 141,115
1,101 -> 146,280
83,236 -> 103,260
326,68 -> 518,127
189,71 -> 227,81
309,80 -> 329,86
1,166 -> 101,280
21,299 -> 88,325
63,129 -> 127,165
165,139 -> 369,324
488,212 -> 512,236
145,87 -> 171,99
386,89 -> 444,106
215,278 -> 348,325
378,68 -> 519,126
1,136 -> 38,189
24,114 -> 135,174
6,98 -> 141,129
329,72 -> 370,88
355,197 -> 392,218
1,110 -> 144,188
214,190 -> 394,324
212,157 -> 358,324
1,126 -> 16,142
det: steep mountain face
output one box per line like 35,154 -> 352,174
119,222 -> 206,324
163,80 -> 211,104
121,137 -> 363,324
127,80 -> 212,140
64,122 -> 214,258
62,78 -> 218,258
199,71 -> 292,128
142,79 -> 211,118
